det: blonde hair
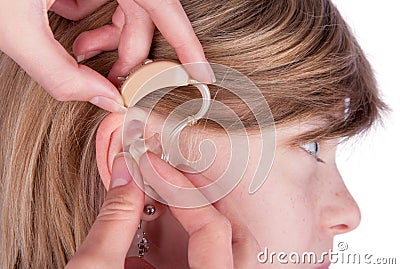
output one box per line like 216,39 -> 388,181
0,0 -> 386,267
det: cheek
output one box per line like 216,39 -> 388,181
229,148 -> 319,251
177,129 -> 232,183
189,133 -> 322,250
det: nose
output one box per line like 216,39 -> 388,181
319,165 -> 361,236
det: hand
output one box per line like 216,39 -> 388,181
65,152 -> 155,268
73,0 -> 215,85
0,0 -> 125,113
0,0 -> 214,113
139,152 -> 261,269
67,151 -> 260,268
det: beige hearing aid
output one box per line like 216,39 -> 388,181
120,59 -> 211,165
120,60 -> 210,109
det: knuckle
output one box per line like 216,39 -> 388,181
97,193 -> 138,221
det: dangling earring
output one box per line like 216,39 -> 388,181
137,220 -> 150,258
134,204 -> 156,258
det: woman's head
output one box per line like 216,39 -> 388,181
146,0 -> 385,142
0,0 -> 386,268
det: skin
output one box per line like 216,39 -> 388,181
227,125 -> 361,269
68,112 -> 360,268
138,123 -> 361,269
0,0 -> 214,113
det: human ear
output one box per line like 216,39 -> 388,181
96,107 -> 164,190
95,107 -> 145,191
96,112 -> 125,191
96,108 -> 169,221
96,109 -> 167,223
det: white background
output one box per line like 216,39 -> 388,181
332,1 -> 399,268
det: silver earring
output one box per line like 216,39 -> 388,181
144,204 -> 156,215
136,204 -> 156,258
137,220 -> 150,258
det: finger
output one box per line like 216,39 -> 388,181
139,152 -> 234,269
0,16 -> 124,112
73,6 -> 125,61
108,1 -> 155,85
182,172 -> 261,269
67,153 -> 144,268
180,168 -> 261,246
134,0 -> 215,83
50,0 -> 110,21
147,159 -> 260,269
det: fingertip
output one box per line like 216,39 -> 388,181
89,96 -> 126,114
138,151 -> 164,185
110,152 -> 133,188
108,60 -> 143,87
72,31 -> 88,57
182,61 -> 216,84
111,152 -> 144,191
72,25 -> 120,59
107,69 -> 122,87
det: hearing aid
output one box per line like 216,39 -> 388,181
120,59 -> 211,166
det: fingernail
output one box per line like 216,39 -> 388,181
206,62 -> 216,83
76,55 -> 85,63
110,152 -> 133,188
186,62 -> 216,84
89,96 -> 126,113
76,50 -> 102,63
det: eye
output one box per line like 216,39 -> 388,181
300,141 -> 320,159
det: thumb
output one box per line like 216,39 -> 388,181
68,153 -> 144,268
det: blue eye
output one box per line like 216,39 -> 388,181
300,142 -> 320,159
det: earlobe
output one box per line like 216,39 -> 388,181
96,112 -> 125,190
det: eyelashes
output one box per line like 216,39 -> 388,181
300,142 -> 325,163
